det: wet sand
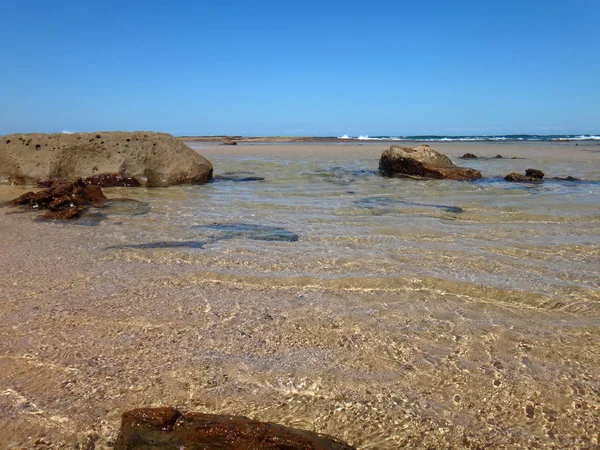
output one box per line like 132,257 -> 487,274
0,141 -> 599,448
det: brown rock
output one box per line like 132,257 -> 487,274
525,169 -> 544,179
505,173 -> 530,182
505,169 -> 545,182
0,131 -> 213,187
78,184 -> 107,207
379,145 -> 482,181
36,178 -> 58,188
495,154 -> 504,158
10,178 -> 107,219
12,175 -> 27,185
223,140 -> 238,145
11,191 -> 39,206
48,195 -> 72,210
115,407 -> 355,450
84,173 -> 141,187
43,206 -> 86,220
461,153 -> 478,159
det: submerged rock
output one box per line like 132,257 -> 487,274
0,131 -> 213,187
461,153 -> 478,159
379,145 -> 482,181
115,407 -> 355,450
356,196 -> 464,214
108,241 -> 207,250
200,222 -> 300,242
552,176 -> 581,181
214,175 -> 266,182
11,178 -> 106,220
505,168 -> 545,182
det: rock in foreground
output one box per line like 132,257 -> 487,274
1,132 -> 213,187
115,407 -> 355,450
379,145 -> 482,181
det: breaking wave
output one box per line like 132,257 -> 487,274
337,134 -> 600,142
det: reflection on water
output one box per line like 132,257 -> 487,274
0,142 -> 599,449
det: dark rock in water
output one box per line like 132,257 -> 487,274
379,145 -> 482,181
108,241 -> 207,250
214,175 -> 266,182
505,169 -> 545,182
43,206 -> 86,220
11,178 -> 107,219
495,154 -> 504,159
505,173 -> 533,182
84,173 -> 140,187
356,196 -> 463,214
200,223 -> 299,242
525,169 -> 545,179
222,140 -> 238,145
115,407 -> 355,450
552,176 -> 581,181
461,153 -> 478,159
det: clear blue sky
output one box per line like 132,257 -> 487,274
1,0 -> 598,136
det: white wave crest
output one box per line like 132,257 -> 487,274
566,135 -> 600,141
61,130 -> 74,134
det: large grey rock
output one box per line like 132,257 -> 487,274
379,144 -> 482,181
0,132 -> 213,187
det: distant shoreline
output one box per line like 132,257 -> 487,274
179,136 -> 341,143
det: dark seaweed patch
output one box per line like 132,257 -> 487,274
197,222 -> 299,242
107,240 -> 206,250
356,196 -> 464,214
311,166 -> 376,186
213,175 -> 266,183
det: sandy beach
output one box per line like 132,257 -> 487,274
1,140 -> 599,448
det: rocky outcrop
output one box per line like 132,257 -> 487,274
461,153 -> 478,159
115,407 -> 355,450
222,140 -> 238,145
11,178 -> 107,219
379,144 -> 482,181
0,132 -> 213,187
505,168 -> 545,182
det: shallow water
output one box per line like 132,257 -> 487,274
0,141 -> 599,448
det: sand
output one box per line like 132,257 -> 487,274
0,140 -> 599,449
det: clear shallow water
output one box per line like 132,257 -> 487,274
0,141 -> 599,448
94,143 -> 600,312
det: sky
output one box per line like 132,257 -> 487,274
1,0 -> 599,136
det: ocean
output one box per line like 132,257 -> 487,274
0,139 -> 599,448
337,134 -> 600,142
